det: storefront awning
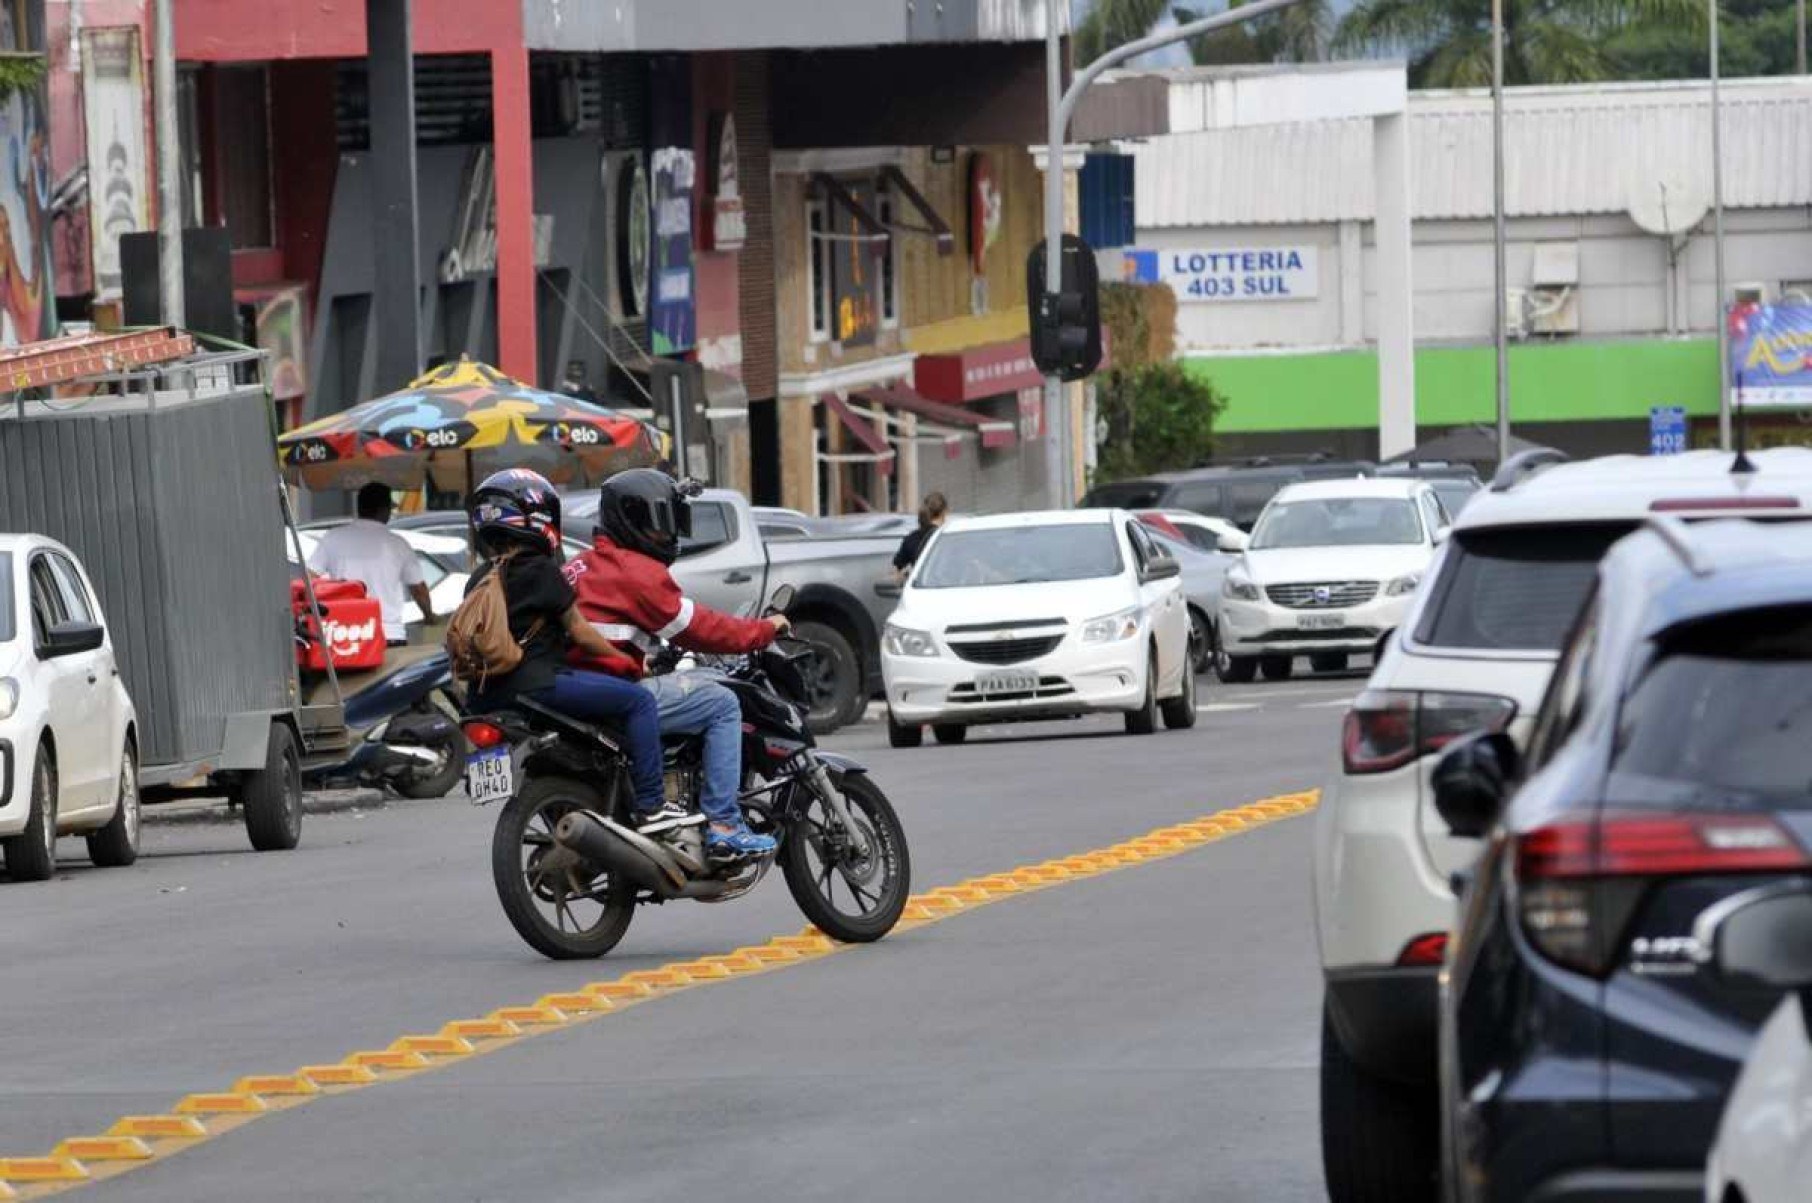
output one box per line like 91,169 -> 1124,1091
860,384 -> 1017,449
823,392 -> 896,476
913,337 -> 1043,404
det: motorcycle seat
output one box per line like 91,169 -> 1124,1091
508,698 -> 627,756
300,643 -> 449,708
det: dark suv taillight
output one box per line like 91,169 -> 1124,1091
1341,689 -> 1517,775
1514,811 -> 1810,978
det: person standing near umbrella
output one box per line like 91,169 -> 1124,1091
310,483 -> 438,646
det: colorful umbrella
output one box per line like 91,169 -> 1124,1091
278,358 -> 665,494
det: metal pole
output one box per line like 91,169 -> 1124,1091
1712,0 -> 1732,449
151,0 -> 184,328
1042,0 -> 1304,506
1798,0 -> 1806,77
1043,0 -> 1068,507
1491,0 -> 1509,464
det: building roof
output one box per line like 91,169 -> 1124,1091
1132,76 -> 1812,228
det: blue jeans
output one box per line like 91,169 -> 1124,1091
641,673 -> 743,827
473,669 -> 662,814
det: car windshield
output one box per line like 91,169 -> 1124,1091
915,524 -> 1123,588
1250,497 -> 1423,549
1432,481 -> 1480,516
1415,523 -> 1632,651
1610,607 -> 1812,804
0,552 -> 12,642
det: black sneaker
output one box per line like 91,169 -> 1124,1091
631,801 -> 702,836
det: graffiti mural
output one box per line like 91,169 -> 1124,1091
79,26 -> 148,301
0,0 -> 53,346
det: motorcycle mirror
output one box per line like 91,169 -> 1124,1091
766,583 -> 797,613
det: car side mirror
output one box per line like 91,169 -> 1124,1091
1431,730 -> 1519,839
1217,533 -> 1248,553
874,579 -> 903,600
1141,556 -> 1181,583
40,620 -> 104,659
1433,526 -> 1452,546
1694,883 -> 1812,993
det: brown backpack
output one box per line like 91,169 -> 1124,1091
445,556 -> 542,685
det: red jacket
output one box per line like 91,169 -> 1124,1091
562,536 -> 775,678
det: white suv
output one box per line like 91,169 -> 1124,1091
1215,477 -> 1448,682
0,535 -> 140,881
1313,447 -> 1812,1203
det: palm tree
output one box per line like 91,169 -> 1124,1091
1074,0 -> 1173,63
1332,0 -> 1705,87
1177,0 -> 1334,63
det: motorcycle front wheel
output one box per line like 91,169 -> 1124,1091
781,771 -> 911,943
491,776 -> 636,960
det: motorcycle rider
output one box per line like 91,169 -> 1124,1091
563,468 -> 788,860
460,470 -> 672,825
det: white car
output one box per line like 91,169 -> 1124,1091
1214,477 -> 1446,683
1137,509 -> 1249,554
1701,884 -> 1812,1203
0,535 -> 140,881
1313,447 -> 1812,1203
880,510 -> 1195,746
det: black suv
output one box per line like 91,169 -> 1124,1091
1432,516 -> 1812,1202
1080,456 -> 1374,531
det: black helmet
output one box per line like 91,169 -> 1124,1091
469,468 -> 562,558
596,468 -> 695,565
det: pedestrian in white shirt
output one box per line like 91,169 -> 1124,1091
308,483 -> 437,646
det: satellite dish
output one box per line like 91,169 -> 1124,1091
1627,172 -> 1711,237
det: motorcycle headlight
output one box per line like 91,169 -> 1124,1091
0,677 -> 15,722
1081,606 -> 1143,644
884,624 -> 938,658
1224,570 -> 1262,602
1385,572 -> 1423,597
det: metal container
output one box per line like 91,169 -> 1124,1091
0,374 -> 294,774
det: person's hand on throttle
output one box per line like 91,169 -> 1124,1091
768,615 -> 792,637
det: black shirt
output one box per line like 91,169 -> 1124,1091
893,525 -> 935,573
465,553 -> 575,698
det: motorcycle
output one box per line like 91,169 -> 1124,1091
462,585 -> 911,959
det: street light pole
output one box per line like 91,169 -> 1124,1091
151,0 -> 184,328
1711,0 -> 1732,449
1491,0 -> 1510,464
1041,0 -> 1303,507
1798,0 -> 1806,77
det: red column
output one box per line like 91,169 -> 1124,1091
490,45 -> 536,382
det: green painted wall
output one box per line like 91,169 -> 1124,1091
1187,338 -> 1721,434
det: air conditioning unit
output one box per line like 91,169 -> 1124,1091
1504,287 -> 1529,340
1528,286 -> 1579,335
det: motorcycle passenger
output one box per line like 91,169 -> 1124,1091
563,469 -> 788,860
461,470 -> 668,823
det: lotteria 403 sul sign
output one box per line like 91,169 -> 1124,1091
1126,246 -> 1319,303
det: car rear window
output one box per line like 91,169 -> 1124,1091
0,552 -> 11,642
1611,607 -> 1812,803
1415,523 -> 1632,651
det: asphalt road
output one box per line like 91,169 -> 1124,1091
1,673 -> 1358,1203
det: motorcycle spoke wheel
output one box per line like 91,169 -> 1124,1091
491,778 -> 636,961
780,772 -> 911,943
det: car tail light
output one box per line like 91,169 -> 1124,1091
463,721 -> 506,749
1341,690 -> 1517,775
1514,811 -> 1810,977
1397,933 -> 1448,967
1650,496 -> 1799,512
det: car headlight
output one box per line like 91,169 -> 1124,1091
1224,570 -> 1261,602
1081,606 -> 1143,644
1385,572 -> 1422,597
884,624 -> 938,658
0,678 -> 15,722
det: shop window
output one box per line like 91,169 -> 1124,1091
213,65 -> 274,250
876,190 -> 900,329
807,198 -> 831,343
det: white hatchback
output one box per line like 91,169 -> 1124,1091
1215,477 -> 1447,682
0,535 -> 140,881
880,510 -> 1195,746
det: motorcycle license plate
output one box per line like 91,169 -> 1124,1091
976,669 -> 1039,696
1298,613 -> 1346,630
465,747 -> 514,804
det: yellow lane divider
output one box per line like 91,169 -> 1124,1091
4,789 -> 1317,1199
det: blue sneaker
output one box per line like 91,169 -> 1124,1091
706,823 -> 777,860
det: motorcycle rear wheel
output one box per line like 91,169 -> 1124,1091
781,771 -> 911,943
392,725 -> 468,800
492,776 -> 636,960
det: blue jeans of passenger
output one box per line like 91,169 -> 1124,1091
474,669 -> 662,814
640,672 -> 743,827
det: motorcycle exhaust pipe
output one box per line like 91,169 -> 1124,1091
553,811 -> 689,894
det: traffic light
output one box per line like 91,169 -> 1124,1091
1027,234 -> 1103,382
